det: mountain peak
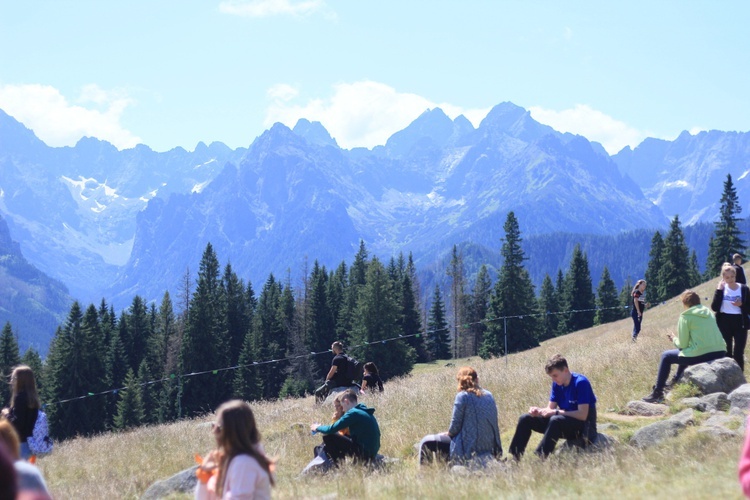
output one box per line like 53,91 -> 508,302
292,119 -> 338,148
479,102 -> 556,142
384,107 -> 457,157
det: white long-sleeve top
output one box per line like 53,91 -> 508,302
194,452 -> 272,500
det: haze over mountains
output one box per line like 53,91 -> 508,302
2,102 -> 750,351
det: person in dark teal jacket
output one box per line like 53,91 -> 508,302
311,390 -> 380,463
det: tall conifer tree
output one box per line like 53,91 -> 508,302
537,274 -> 559,341
427,285 -> 451,360
658,215 -> 692,300
645,231 -> 666,303
561,244 -> 595,333
0,322 -> 20,407
706,174 -> 746,277
594,267 -> 620,325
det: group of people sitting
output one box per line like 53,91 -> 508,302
313,342 -> 384,404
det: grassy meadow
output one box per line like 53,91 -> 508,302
36,275 -> 748,499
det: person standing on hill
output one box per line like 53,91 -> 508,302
642,290 -> 727,403
631,280 -> 648,342
314,341 -> 351,404
509,354 -> 597,460
733,253 -> 746,285
711,264 -> 750,371
1,365 -> 40,460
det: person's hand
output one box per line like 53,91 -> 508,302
539,408 -> 556,418
440,431 -> 450,437
200,450 -> 221,472
718,279 -> 726,290
310,423 -> 321,433
529,406 -> 541,416
0,408 -> 8,418
667,333 -> 675,341
733,298 -> 743,307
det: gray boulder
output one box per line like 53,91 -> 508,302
668,408 -> 695,426
683,358 -> 746,395
630,420 -> 685,448
624,400 -> 669,416
704,414 -> 742,431
141,466 -> 198,500
598,423 -> 620,431
683,393 -> 729,412
558,433 -> 616,454
729,383 -> 750,412
698,426 -> 739,438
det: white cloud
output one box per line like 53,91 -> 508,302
0,83 -> 141,149
219,0 -> 327,18
529,104 -> 646,154
264,80 -> 489,149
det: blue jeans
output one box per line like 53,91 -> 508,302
20,441 -> 31,460
654,349 -> 726,391
631,309 -> 642,338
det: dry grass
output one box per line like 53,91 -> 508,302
37,277 -> 747,499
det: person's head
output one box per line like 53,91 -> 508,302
331,341 -> 344,354
544,354 -> 572,386
722,263 -> 736,283
734,253 -> 743,264
10,365 -> 40,410
0,441 -> 17,500
333,392 -> 346,417
0,419 -> 21,460
632,279 -> 646,294
680,290 -> 701,309
363,362 -> 379,376
211,400 -> 274,492
339,389 -> 358,412
455,366 -> 482,396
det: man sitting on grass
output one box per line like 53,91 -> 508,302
509,354 -> 597,460
311,390 -> 381,465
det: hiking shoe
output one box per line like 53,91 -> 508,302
631,336 -> 637,343
642,388 -> 664,403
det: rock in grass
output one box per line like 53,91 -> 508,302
630,420 -> 685,448
729,383 -> 750,412
699,392 -> 729,412
703,414 -> 742,430
683,358 -> 746,395
141,466 -> 198,500
668,408 -> 695,426
624,400 -> 669,416
698,426 -> 739,438
558,433 -> 616,454
598,423 -> 620,431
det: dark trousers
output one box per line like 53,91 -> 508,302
509,414 -> 585,459
322,433 -> 367,464
418,433 -> 451,465
717,313 -> 747,371
314,380 -> 336,403
654,349 -> 726,390
631,309 -> 642,338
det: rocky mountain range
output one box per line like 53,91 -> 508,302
1,102 -> 749,351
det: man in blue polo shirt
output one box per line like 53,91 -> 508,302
509,354 -> 597,459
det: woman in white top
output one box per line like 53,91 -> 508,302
711,264 -> 750,372
195,400 -> 274,500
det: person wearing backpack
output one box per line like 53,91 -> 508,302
1,365 -> 40,460
314,342 -> 353,404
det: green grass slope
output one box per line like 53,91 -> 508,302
37,274 -> 747,499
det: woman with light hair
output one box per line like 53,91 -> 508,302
711,263 -> 750,371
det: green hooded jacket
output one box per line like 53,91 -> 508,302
674,304 -> 727,357
316,403 -> 381,457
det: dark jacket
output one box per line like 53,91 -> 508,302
711,284 -> 750,329
8,392 -> 39,442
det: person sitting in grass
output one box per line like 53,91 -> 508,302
509,354 -> 597,460
642,290 -> 727,403
360,362 -> 384,394
310,390 -> 380,465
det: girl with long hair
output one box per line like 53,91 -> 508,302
360,362 -> 384,393
711,264 -> 750,371
1,365 -> 41,460
631,280 -> 648,341
195,400 -> 274,500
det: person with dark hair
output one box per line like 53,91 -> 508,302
509,354 -> 597,460
360,362 -> 384,393
311,389 -> 380,464
642,290 -> 728,402
0,441 -> 17,500
0,420 -> 51,498
631,280 -> 648,342
733,254 -> 747,285
418,367 -> 502,466
195,400 -> 274,500
1,365 -> 41,460
314,341 -> 351,403
711,264 -> 750,372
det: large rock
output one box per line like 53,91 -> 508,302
683,358 -> 746,395
623,400 -> 669,416
682,393 -> 729,412
668,408 -> 695,426
630,420 -> 685,448
558,433 -> 616,454
729,383 -> 750,412
141,466 -> 198,500
698,426 -> 739,438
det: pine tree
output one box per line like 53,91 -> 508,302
645,231 -> 666,303
403,254 -> 427,361
465,265 -> 492,356
658,215 -> 692,300
706,174 -> 746,277
137,359 -> 158,424
447,245 -> 467,358
308,262 -> 335,378
618,277 -> 634,319
125,296 -> 151,373
688,250 -> 702,287
0,322 -> 21,407
252,274 -> 286,399
554,270 -> 566,336
561,244 -> 595,333
114,368 -> 144,430
483,212 -> 539,356
537,274 -> 559,341
594,267 -> 620,325
222,263 -> 249,366
427,285 -> 451,360
79,304 -> 108,434
20,347 -> 43,395
152,292 -> 178,423
106,316 -> 130,428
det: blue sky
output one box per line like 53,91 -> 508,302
1,1 -> 748,154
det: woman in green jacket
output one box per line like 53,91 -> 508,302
642,290 -> 727,403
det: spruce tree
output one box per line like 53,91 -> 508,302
106,317 -> 130,427
658,215 -> 692,300
308,262 -> 335,378
645,231 -> 666,303
403,254 -> 427,361
594,267 -> 620,325
427,285 -> 451,360
537,274 -> 559,341
0,322 -> 21,407
252,274 -> 286,399
561,244 -> 595,333
618,277 -> 634,319
114,368 -> 144,430
222,263 -> 249,366
125,296 -> 151,373
80,304 -> 108,434
466,265 -> 492,356
706,174 -> 746,277
20,347 -> 43,395
137,359 -> 158,424
688,250 -> 702,287
483,212 -> 539,355
447,245 -> 467,358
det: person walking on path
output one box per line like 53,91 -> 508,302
631,280 -> 648,342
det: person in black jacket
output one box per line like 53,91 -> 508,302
711,264 -> 750,371
733,253 -> 747,285
0,365 -> 40,460
360,362 -> 384,393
